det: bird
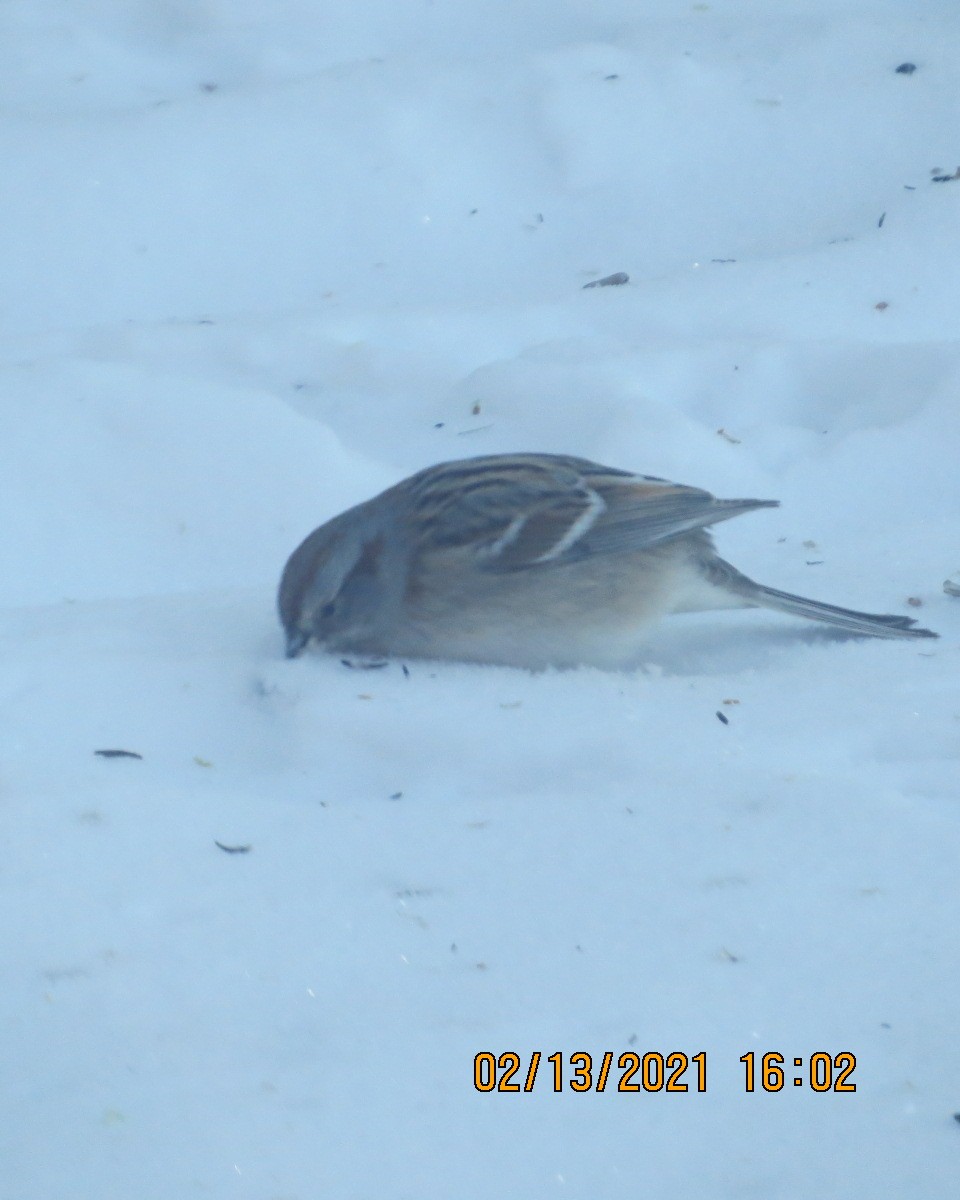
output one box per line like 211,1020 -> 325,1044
278,452 -> 937,669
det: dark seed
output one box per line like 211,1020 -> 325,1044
583,271 -> 629,289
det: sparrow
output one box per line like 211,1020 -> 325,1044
278,453 -> 937,669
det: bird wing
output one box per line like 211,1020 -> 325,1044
406,453 -> 777,571
568,478 -> 779,559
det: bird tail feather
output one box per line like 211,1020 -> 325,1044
705,557 -> 938,640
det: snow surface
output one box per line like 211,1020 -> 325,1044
2,3 -> 960,1197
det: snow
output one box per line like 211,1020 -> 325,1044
2,3 -> 959,1197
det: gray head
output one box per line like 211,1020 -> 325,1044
278,501 -> 403,658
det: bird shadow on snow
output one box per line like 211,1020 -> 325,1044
631,613 -> 888,677
272,617 -> 893,683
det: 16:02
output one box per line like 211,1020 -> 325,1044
740,1051 -> 856,1092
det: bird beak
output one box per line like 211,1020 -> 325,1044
285,629 -> 310,658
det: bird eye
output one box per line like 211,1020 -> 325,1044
319,601 -> 336,620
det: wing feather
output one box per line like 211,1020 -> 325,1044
404,453 -> 777,570
577,483 -> 778,557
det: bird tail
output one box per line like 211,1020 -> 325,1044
750,582 -> 937,639
706,558 -> 938,640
